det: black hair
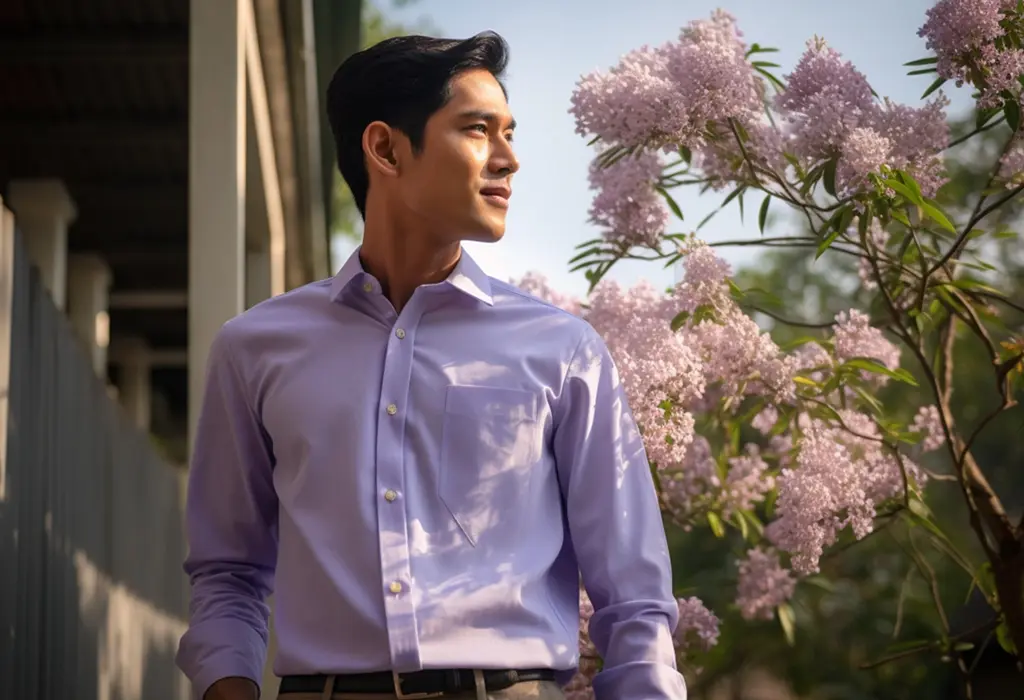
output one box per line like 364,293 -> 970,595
326,31 -> 510,219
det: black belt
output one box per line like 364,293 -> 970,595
278,668 -> 555,697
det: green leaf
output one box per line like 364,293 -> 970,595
670,310 -> 691,332
778,603 -> 796,646
816,228 -> 842,259
907,497 -> 932,521
757,195 -> 771,234
753,65 -> 785,91
890,209 -> 912,227
783,336 -> 824,351
996,619 -> 1017,654
842,358 -> 919,386
1005,99 -> 1021,133
907,68 -> 937,76
904,56 -> 939,67
721,185 -> 746,209
835,205 -> 855,239
567,247 -> 607,265
740,509 -> 765,538
921,199 -> 956,233
706,511 -> 726,538
882,178 -> 923,204
897,170 -> 923,201
679,145 -> 693,164
656,187 -> 685,220
977,106 -> 1002,130
823,157 -> 838,197
857,209 -> 873,241
574,237 -> 605,249
903,500 -> 952,546
802,575 -> 836,592
851,385 -> 885,415
734,511 -> 749,540
965,562 -> 996,603
921,77 -> 947,98
884,639 -> 932,653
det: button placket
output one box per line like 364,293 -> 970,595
374,300 -> 424,670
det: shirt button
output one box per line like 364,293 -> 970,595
362,282 -> 373,293
389,580 -> 404,594
384,489 -> 398,502
395,328 -> 406,339
386,403 -> 397,416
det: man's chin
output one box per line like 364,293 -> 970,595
462,225 -> 506,244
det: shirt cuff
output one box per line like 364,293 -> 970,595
177,617 -> 267,700
591,661 -> 688,700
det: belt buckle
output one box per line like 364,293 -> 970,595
392,671 -> 445,699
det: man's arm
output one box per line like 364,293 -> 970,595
176,326 -> 278,700
552,325 -> 686,699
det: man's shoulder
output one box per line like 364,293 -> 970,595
488,277 -> 596,348
216,278 -> 333,346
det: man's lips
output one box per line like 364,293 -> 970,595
480,185 -> 511,209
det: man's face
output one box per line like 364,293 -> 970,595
396,69 -> 519,243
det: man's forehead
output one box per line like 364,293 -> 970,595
445,70 -> 509,111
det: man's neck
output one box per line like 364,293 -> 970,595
358,220 -> 461,314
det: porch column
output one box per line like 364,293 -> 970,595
188,0 -> 248,446
6,178 -> 76,311
66,253 -> 112,377
117,337 -> 152,431
246,250 -> 272,309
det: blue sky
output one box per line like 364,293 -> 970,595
342,0 -> 973,296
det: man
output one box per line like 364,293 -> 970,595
176,32 -> 686,700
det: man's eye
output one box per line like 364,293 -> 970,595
469,124 -> 488,133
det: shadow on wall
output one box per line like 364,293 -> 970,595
75,551 -> 189,700
0,216 -> 190,700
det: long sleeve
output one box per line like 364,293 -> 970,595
553,325 -> 686,699
176,325 -> 279,700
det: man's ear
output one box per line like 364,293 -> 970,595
363,121 -> 400,176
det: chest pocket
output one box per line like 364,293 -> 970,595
439,385 -> 540,546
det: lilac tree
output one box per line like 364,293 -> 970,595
520,2 -> 1024,696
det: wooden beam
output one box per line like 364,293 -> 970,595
0,119 -> 185,145
0,29 -> 188,62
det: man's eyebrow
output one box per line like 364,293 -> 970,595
458,110 -> 517,130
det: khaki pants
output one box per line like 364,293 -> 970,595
278,677 -> 565,700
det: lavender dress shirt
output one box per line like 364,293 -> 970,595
176,248 -> 686,699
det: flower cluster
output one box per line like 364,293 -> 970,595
586,279 -> 705,472
769,411 -> 927,574
779,40 -> 950,197
735,547 -> 798,620
572,10 -> 953,254
833,309 -> 902,374
1000,137 -> 1024,188
570,10 -> 762,152
588,152 -> 668,247
512,232 -> 936,686
919,0 -> 1024,108
910,404 -> 947,453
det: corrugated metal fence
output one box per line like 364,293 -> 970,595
0,205 -> 190,700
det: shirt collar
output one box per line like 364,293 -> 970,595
329,245 -> 493,306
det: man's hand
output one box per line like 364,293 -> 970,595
204,677 -> 259,700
